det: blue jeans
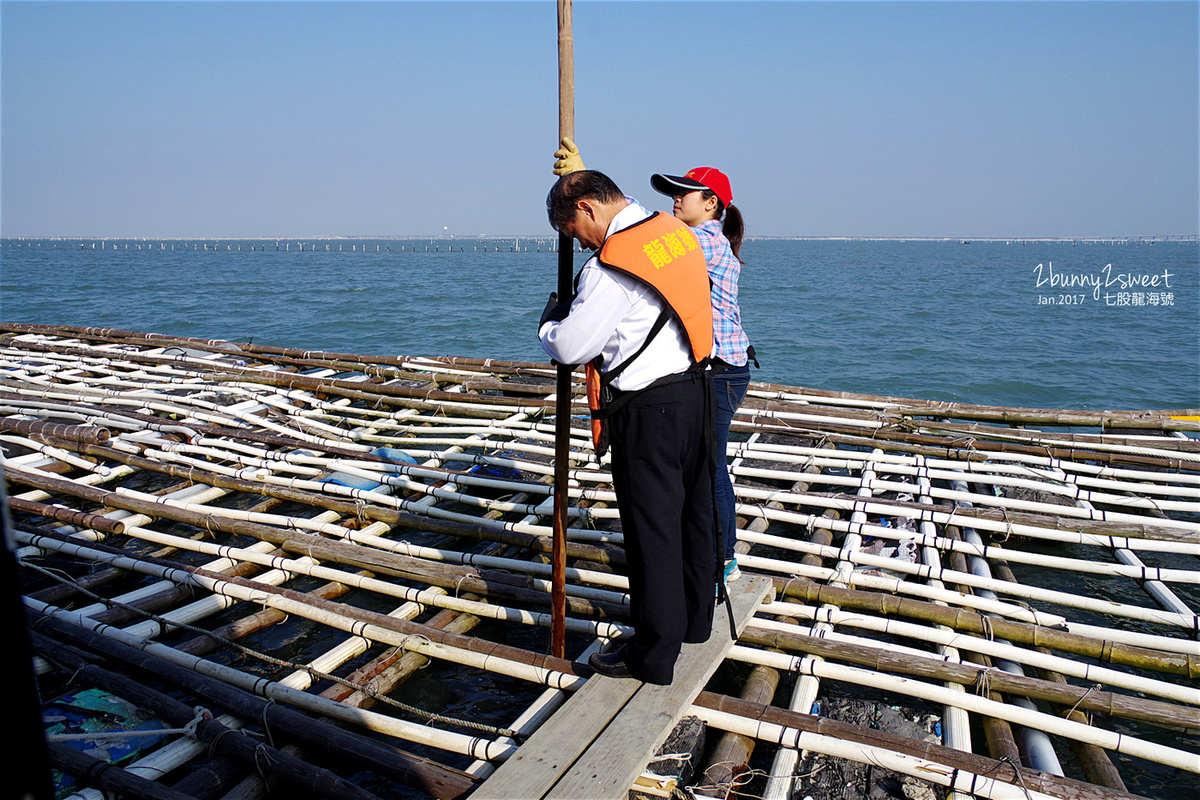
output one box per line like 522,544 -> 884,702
713,363 -> 750,562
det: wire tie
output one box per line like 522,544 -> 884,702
1004,756 -> 1033,800
1066,684 -> 1099,720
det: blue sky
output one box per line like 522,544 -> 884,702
2,1 -> 1196,238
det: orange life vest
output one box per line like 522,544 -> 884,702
585,212 -> 714,456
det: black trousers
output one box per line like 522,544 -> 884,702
608,370 -> 716,685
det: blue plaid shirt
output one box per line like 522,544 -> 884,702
693,220 -> 750,365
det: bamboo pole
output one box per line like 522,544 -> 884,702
29,614 -> 478,799
34,632 -> 388,800
768,444 -> 870,800
749,603 -> 1200,706
8,326 -> 1200,797
30,579 -> 1162,800
692,692 -> 1149,800
741,526 -> 1200,635
47,741 -> 201,800
0,415 -> 110,443
5,460 -> 623,568
46,484 -> 1190,734
733,456 -> 1200,513
14,532 -> 1171,799
696,662 -> 780,797
28,431 -> 631,595
987,547 -> 1128,791
15,522 -> 630,641
5,322 -> 1195,432
727,439 -> 1200,494
941,517 -> 1022,763
731,417 -> 1200,471
550,0 -> 575,659
724,646 -> 1200,772
766,579 -> 1200,679
8,495 -> 125,534
737,618 -> 1200,729
696,707 -> 1093,800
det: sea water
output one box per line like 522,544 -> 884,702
2,236 -> 1196,410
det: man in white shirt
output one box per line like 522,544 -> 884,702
539,170 -> 716,685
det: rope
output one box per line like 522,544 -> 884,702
684,761 -> 836,800
47,705 -> 212,745
979,615 -> 996,642
23,561 -> 524,741
974,666 -> 996,697
207,726 -> 239,759
49,727 -> 185,742
260,698 -> 279,748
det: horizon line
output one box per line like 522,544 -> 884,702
4,234 -> 1197,243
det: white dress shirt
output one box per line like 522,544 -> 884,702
539,201 -> 693,391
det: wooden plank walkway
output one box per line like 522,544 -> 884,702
474,575 -> 774,800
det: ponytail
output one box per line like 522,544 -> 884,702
701,189 -> 746,262
722,203 -> 744,261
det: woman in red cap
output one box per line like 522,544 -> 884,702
650,167 -> 755,585
553,141 -> 755,586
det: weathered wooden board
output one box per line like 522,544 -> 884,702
475,575 -> 773,800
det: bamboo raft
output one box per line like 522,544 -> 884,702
4,322 -> 1199,800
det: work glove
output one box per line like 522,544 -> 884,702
553,137 -> 585,176
539,292 -> 571,328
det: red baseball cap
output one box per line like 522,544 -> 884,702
651,167 -> 733,208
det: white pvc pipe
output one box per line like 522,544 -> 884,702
16,525 -> 629,641
764,448 -> 880,800
696,707 -> 1064,800
750,608 -> 1200,706
726,646 -> 1200,772
915,466 -> 973,783
953,477 -> 1062,776
26,597 -> 522,762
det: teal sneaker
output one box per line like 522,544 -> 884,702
723,558 -> 742,582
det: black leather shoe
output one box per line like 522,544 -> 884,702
588,647 -> 635,680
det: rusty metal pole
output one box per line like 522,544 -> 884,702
551,0 -> 574,659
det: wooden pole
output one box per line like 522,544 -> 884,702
551,0 -> 574,659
